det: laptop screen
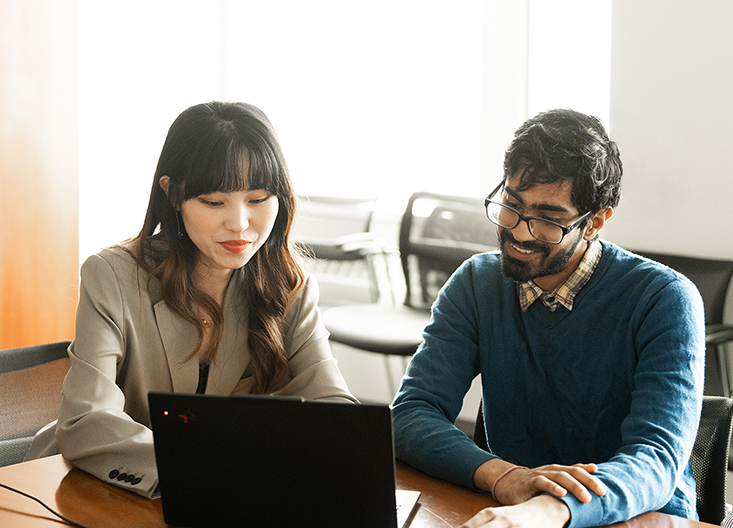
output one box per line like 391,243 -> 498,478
149,392 -> 404,528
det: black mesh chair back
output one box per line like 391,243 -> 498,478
690,396 -> 733,524
474,396 -> 733,525
399,192 -> 499,309
473,404 -> 488,451
0,341 -> 71,466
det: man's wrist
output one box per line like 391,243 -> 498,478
473,458 -> 514,492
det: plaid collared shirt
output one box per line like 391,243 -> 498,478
518,239 -> 602,312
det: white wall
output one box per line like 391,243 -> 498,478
604,0 -> 733,263
220,1 -> 483,202
78,0 -> 225,259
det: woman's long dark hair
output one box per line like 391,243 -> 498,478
131,101 -> 303,393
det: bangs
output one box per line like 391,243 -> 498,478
246,142 -> 290,197
180,138 -> 288,200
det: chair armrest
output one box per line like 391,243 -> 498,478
332,232 -> 382,245
338,236 -> 394,255
707,324 -> 733,347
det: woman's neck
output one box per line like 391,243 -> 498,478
193,265 -> 233,306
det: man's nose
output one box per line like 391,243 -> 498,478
510,217 -> 534,242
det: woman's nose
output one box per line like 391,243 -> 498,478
225,204 -> 249,232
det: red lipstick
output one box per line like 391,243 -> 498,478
220,240 -> 251,254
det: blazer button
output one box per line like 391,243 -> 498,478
131,478 -> 142,485
108,469 -> 120,479
124,474 -> 136,483
116,473 -> 128,481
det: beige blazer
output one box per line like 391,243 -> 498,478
26,246 -> 357,498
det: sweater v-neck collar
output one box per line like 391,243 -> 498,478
521,241 -> 615,327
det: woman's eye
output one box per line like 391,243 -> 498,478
249,195 -> 271,205
200,198 -> 223,206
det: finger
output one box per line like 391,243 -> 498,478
572,462 -> 598,473
541,465 -> 606,498
535,471 -> 601,503
567,466 -> 607,497
531,475 -> 570,499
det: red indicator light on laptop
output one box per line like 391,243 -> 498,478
163,411 -> 169,416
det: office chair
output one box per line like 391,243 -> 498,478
321,192 -> 499,395
633,251 -> 733,398
691,396 -> 733,525
293,195 -> 387,303
473,396 -> 733,525
0,341 -> 71,466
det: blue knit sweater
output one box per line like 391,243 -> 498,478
392,241 -> 705,528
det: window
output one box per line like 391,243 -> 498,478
78,0 -> 610,261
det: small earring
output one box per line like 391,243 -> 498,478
176,211 -> 184,239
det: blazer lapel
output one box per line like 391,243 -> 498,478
206,288 -> 250,394
154,300 -> 200,393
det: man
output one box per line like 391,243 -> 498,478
391,109 -> 705,528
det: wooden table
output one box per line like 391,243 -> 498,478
0,455 -> 719,528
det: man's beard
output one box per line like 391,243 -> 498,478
499,229 -> 583,283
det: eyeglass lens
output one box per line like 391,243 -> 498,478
486,202 -> 564,244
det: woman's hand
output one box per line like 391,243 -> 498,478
475,460 -> 606,505
460,494 -> 570,528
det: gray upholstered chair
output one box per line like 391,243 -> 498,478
0,341 -> 70,466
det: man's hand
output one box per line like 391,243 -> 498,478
474,460 -> 606,505
460,494 -> 571,528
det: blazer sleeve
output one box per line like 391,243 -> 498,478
269,273 -> 358,403
54,253 -> 161,499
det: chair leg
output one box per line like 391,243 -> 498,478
380,250 -> 397,305
717,344 -> 731,398
384,355 -> 397,397
365,254 -> 381,303
383,355 -> 412,399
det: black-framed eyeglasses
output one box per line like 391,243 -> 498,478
483,182 -> 591,245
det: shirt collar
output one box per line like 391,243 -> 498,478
517,239 -> 602,312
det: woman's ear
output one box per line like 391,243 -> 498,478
159,175 -> 171,196
583,206 -> 614,240
159,175 -> 182,209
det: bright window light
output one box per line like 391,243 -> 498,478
528,0 -> 612,128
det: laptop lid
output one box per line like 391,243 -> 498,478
149,392 -> 406,528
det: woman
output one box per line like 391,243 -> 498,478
26,101 -> 357,498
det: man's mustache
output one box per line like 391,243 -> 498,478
499,230 -> 550,256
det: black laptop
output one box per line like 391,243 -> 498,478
148,392 -> 420,528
